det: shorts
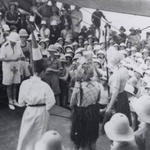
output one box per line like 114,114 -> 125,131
2,66 -> 21,85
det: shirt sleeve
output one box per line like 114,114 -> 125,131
0,45 -> 6,59
18,81 -> 26,106
70,82 -> 80,107
111,73 -> 120,92
45,84 -> 56,111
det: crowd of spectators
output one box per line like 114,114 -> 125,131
1,1 -> 150,150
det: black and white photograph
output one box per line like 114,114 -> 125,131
0,0 -> 150,150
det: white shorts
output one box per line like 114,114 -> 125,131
2,66 -> 21,85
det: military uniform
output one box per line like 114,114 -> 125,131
0,41 -> 24,85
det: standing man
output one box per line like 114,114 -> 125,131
118,26 -> 127,44
17,59 -> 56,150
105,52 -> 131,125
127,27 -> 140,47
71,6 -> 83,41
0,32 -> 24,110
91,9 -> 108,41
43,45 -> 61,105
5,2 -> 19,29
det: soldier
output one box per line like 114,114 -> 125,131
0,32 -> 24,110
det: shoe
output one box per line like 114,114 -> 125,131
8,103 -> 15,110
13,100 -> 20,107
14,102 -> 22,107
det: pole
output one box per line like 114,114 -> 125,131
141,26 -> 150,31
104,23 -> 110,97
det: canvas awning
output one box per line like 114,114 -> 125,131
58,0 -> 150,17
2,0 -> 150,17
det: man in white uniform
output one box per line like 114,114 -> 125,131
0,32 -> 24,110
17,59 -> 56,150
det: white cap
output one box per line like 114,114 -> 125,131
145,82 -> 150,89
7,32 -> 20,43
47,0 -> 52,6
45,28 -> 50,36
124,84 -> 135,95
134,52 -> 142,58
29,16 -> 35,22
41,20 -> 46,25
131,47 -> 136,51
3,24 -> 10,31
50,20 -> 57,26
93,45 -> 101,51
120,43 -> 126,47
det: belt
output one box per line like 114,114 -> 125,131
28,104 -> 46,107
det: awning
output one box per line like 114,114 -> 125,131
2,0 -> 150,17
58,0 -> 150,17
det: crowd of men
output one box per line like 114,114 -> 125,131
1,0 -> 150,150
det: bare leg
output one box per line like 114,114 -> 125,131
7,85 -> 15,110
6,85 -> 13,104
90,143 -> 96,150
12,84 -> 17,101
55,95 -> 60,106
12,84 -> 19,106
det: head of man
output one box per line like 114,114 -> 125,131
7,32 -> 20,47
19,29 -> 28,43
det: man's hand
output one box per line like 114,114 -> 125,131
11,56 -> 20,61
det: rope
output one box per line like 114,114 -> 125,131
61,0 -> 150,32
141,26 -> 150,31
81,7 -> 120,31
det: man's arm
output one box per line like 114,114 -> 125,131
0,45 -> 19,62
32,6 -> 43,19
106,74 -> 120,112
101,11 -> 109,22
106,88 -> 119,112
